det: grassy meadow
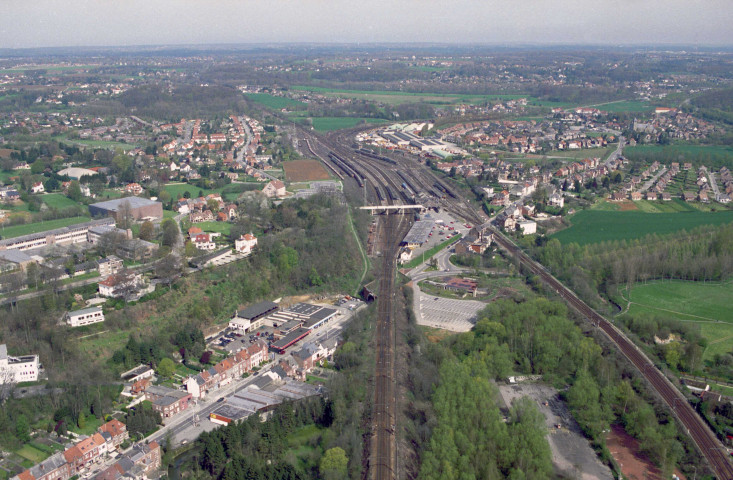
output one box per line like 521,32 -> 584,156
623,280 -> 733,361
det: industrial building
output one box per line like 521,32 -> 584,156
401,218 -> 435,249
209,376 -> 320,425
0,218 -> 115,252
229,301 -> 280,333
88,197 -> 163,221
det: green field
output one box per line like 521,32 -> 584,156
245,93 -> 306,110
294,116 -> 388,132
593,100 -> 653,112
632,199 -> 701,213
624,280 -> 733,360
0,216 -> 90,239
292,85 -> 532,105
552,210 -> 733,245
41,193 -> 80,209
624,144 -> 733,166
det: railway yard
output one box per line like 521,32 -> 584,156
295,122 -> 733,480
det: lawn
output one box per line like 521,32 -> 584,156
245,93 -> 306,110
163,183 -> 225,200
15,445 -> 48,464
192,221 -> 232,236
624,144 -> 733,168
41,193 -> 80,209
623,280 -> 733,361
551,209 -> 733,246
0,216 -> 90,239
632,199 -> 700,213
546,145 -> 617,160
76,329 -> 130,362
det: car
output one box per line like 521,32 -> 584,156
217,397 -> 226,402
434,297 -> 439,300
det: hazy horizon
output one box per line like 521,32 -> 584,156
2,0 -> 732,50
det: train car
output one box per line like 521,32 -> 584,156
386,186 -> 397,201
374,185 -> 384,202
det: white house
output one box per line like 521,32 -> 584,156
234,233 -> 257,255
517,220 -> 537,235
30,182 -> 45,194
0,344 -> 39,384
98,271 -> 142,298
548,192 -> 565,208
66,306 -> 105,327
262,180 -> 287,198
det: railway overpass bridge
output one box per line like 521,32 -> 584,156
359,204 -> 424,214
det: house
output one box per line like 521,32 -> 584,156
444,277 -> 478,297
398,247 -> 413,264
176,201 -> 190,214
31,182 -> 45,194
548,192 -> 564,208
66,306 -> 105,327
682,191 -> 696,202
124,183 -> 143,195
234,233 -> 257,255
98,419 -> 129,448
0,344 -> 39,384
698,191 -> 709,203
130,377 -> 151,396
97,256 -> 123,278
116,239 -> 157,262
225,204 -> 238,220
646,191 -> 657,201
145,385 -> 192,418
661,192 -> 672,201
192,233 -> 216,251
11,452 -> 71,480
630,191 -> 643,201
610,192 -> 626,202
98,271 -> 143,298
262,180 -> 286,198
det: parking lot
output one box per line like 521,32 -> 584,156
408,211 -> 471,259
413,289 -> 484,332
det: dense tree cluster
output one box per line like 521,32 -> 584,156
411,298 -> 694,479
194,398 -> 332,480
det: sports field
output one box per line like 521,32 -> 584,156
551,209 -> 733,245
283,159 -> 330,182
0,216 -> 90,239
592,100 -> 653,112
245,93 -> 305,110
623,280 -> 733,360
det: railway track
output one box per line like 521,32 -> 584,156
491,231 -> 733,480
299,123 -> 732,478
369,211 -> 407,480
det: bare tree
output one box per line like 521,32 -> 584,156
155,254 -> 183,290
117,200 -> 134,230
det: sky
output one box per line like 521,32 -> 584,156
1,0 -> 732,49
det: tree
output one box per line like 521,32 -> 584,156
156,254 -> 183,289
161,219 -> 179,247
16,414 -> 30,442
319,447 -> 348,479
139,220 -> 154,241
67,181 -> 82,201
44,177 -> 60,192
117,200 -> 134,230
77,411 -> 86,429
157,358 -> 176,378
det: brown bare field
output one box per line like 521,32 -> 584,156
606,424 -> 686,480
283,159 -> 330,182
618,200 -> 639,211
